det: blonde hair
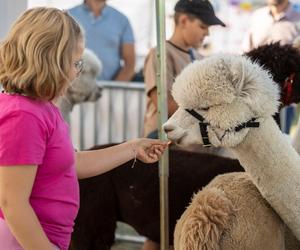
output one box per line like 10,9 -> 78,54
0,7 -> 83,100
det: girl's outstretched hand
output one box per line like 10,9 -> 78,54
129,138 -> 170,163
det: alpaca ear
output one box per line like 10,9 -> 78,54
235,58 -> 280,117
83,48 -> 102,78
96,60 -> 103,77
231,59 -> 245,96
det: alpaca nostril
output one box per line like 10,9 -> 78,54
163,124 -> 175,133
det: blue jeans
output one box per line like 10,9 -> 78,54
147,130 -> 158,139
281,105 -> 295,134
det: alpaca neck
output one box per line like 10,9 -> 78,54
232,116 -> 300,240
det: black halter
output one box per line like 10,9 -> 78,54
185,109 -> 260,147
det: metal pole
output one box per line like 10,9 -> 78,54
155,0 -> 169,249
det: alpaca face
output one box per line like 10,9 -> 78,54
67,48 -> 103,104
164,54 -> 280,147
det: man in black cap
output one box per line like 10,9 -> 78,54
142,0 -> 225,248
143,0 -> 225,140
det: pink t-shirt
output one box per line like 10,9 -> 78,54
0,93 -> 79,250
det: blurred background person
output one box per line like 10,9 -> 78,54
243,0 -> 300,52
243,0 -> 300,134
69,0 -> 136,81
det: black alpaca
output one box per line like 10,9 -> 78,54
245,42 -> 300,105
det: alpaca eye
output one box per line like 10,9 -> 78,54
199,107 -> 209,111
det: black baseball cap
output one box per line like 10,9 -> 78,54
174,0 -> 226,27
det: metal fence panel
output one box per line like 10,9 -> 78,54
69,81 -> 145,150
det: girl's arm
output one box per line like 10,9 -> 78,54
76,138 -> 168,179
0,165 -> 55,250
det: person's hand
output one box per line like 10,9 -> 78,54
129,138 -> 169,163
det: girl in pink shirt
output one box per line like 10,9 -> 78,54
0,7 -> 168,250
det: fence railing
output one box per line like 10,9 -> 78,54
69,81 -> 146,150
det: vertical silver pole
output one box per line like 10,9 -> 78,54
108,88 -> 113,143
94,101 -> 99,145
138,91 -> 143,137
79,104 -> 85,150
123,90 -> 128,141
155,0 -> 169,249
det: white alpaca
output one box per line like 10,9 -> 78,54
57,48 -> 102,122
163,54 -> 300,247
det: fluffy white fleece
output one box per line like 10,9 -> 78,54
164,53 -> 300,241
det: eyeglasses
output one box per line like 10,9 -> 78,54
74,59 -> 84,74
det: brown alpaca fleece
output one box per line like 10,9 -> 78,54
174,187 -> 233,250
174,172 -> 285,250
